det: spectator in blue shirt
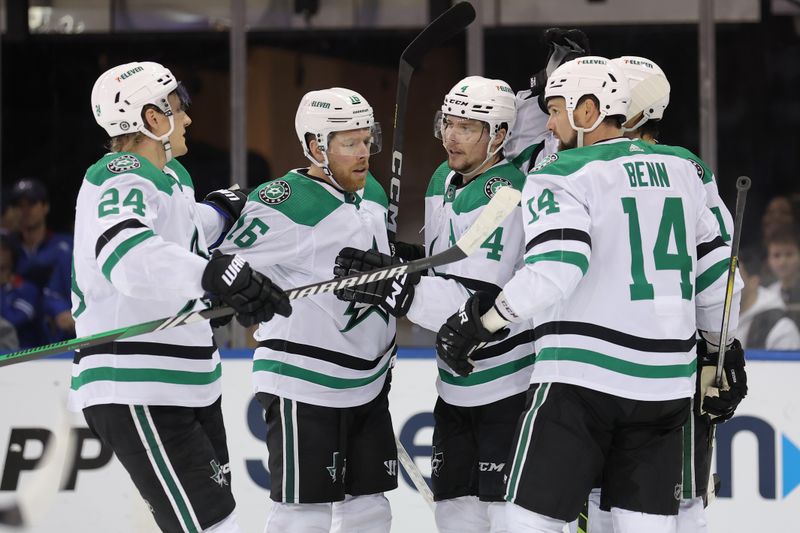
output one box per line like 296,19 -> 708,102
8,178 -> 73,342
0,236 -> 42,348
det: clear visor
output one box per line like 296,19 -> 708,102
326,123 -> 382,156
433,110 -> 487,144
174,82 -> 191,112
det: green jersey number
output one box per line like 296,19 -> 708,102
227,216 -> 269,248
480,227 -> 504,261
98,188 -> 146,218
710,206 -> 731,242
526,188 -> 560,224
622,197 -> 693,301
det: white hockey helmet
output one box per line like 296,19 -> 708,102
439,76 -> 517,150
611,56 -> 670,131
544,56 -> 631,146
295,87 -> 379,157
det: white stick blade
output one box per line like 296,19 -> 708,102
456,186 -> 521,256
627,74 -> 670,120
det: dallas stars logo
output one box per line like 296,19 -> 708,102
209,459 -> 229,487
339,237 -> 389,332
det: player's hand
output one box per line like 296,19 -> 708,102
202,187 -> 249,231
389,240 -> 426,262
530,28 -> 590,102
695,339 -> 747,423
436,292 -> 509,377
333,247 -> 420,318
202,251 -> 292,327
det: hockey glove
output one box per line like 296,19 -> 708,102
333,247 -> 421,318
436,291 -> 509,377
202,187 -> 249,234
389,241 -> 426,262
202,251 -> 292,327
530,28 -> 590,96
695,338 -> 748,423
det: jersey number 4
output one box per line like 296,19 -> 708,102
622,197 -> 692,301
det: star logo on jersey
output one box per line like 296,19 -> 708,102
530,153 -> 558,173
209,459 -> 230,488
340,237 -> 390,332
484,177 -> 512,199
107,154 -> 141,174
258,180 -> 291,205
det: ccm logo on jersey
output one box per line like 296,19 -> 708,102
222,255 -> 246,286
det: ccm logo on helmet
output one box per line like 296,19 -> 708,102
446,99 -> 469,106
115,66 -> 144,82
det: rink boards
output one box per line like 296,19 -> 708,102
0,349 -> 797,532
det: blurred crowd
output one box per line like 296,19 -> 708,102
0,176 -> 798,352
1,178 -> 74,350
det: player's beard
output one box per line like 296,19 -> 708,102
558,130 -> 578,151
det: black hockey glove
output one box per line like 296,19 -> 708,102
389,241 -> 426,262
436,291 -> 509,377
530,28 -> 591,96
202,251 -> 292,327
695,339 -> 748,424
202,187 -> 249,233
333,247 -> 421,318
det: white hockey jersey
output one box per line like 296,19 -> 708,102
504,89 -> 559,175
499,138 -> 741,401
407,159 -> 535,406
69,153 -> 225,411
218,170 -> 396,408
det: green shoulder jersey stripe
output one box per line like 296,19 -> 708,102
511,143 -> 541,171
426,160 -> 452,198
71,362 -> 222,390
101,229 -> 155,281
536,347 -> 696,379
249,171 -> 342,226
253,357 -> 391,389
525,250 -> 589,275
438,353 -> 535,386
84,152 -> 176,195
362,172 -> 389,208
531,139 -> 713,180
165,158 -> 194,190
71,261 -> 86,318
695,258 -> 729,294
451,162 -> 526,215
658,144 -> 714,184
133,406 -> 199,532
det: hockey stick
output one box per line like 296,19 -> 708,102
0,187 -> 520,368
714,175 -> 750,386
386,1 -> 476,241
395,436 -> 435,510
706,175 -> 750,505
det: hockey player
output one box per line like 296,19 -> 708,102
333,76 -> 532,533
216,88 -> 397,533
70,61 -> 291,533
434,57 -> 743,533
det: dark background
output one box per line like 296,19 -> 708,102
2,8 -> 798,248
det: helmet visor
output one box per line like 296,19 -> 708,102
434,110 -> 487,144
174,82 -> 191,112
326,123 -> 382,156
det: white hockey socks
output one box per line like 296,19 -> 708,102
204,511 -> 242,533
505,502 -> 565,533
676,497 -> 708,533
435,496 -> 490,532
330,493 -> 391,533
611,507 -> 677,533
263,502 -> 331,533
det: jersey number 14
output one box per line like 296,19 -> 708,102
621,196 -> 692,301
